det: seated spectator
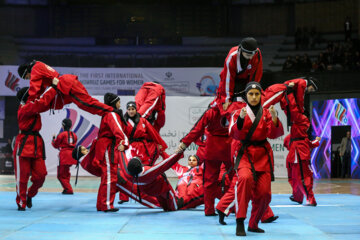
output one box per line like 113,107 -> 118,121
282,56 -> 295,72
313,52 -> 328,71
354,51 -> 360,70
300,54 -> 312,72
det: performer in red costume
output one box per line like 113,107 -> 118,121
214,37 -> 263,113
177,105 -> 233,216
116,151 -> 183,211
172,155 -> 232,210
17,60 -> 114,116
284,117 -> 321,206
135,82 -> 166,132
118,101 -> 168,204
73,144 -> 160,209
13,78 -> 59,211
93,93 -> 128,212
52,118 -> 77,194
262,77 -> 318,128
124,101 -> 167,166
216,82 -> 284,236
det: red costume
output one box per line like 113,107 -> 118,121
52,131 -> 77,194
181,107 -> 233,215
217,105 -> 283,229
94,112 -> 129,211
215,46 -> 262,108
79,139 -> 159,208
285,116 -> 320,205
27,61 -> 113,116
262,78 -> 309,129
117,152 -> 183,211
13,87 -> 57,209
135,82 -> 166,132
124,113 -> 167,166
172,162 -> 231,210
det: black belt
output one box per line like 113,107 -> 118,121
18,131 -> 46,159
130,137 -> 151,160
290,137 -> 305,146
238,139 -> 274,182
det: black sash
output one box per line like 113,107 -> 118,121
18,115 -> 46,159
233,106 -> 274,182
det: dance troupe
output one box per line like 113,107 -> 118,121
13,37 -> 320,236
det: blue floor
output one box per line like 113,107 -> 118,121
0,192 -> 359,240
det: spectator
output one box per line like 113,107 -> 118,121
354,51 -> 360,70
344,17 -> 352,41
300,54 -> 312,72
340,131 -> 352,178
295,27 -> 302,50
302,27 -> 310,50
282,56 -> 295,72
313,52 -> 327,71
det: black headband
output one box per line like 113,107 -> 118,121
245,81 -> 262,93
126,102 -> 137,109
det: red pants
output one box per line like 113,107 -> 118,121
96,153 -> 118,211
14,155 -> 47,208
289,161 -> 316,205
217,168 -> 271,229
57,165 -> 73,193
203,159 -> 233,215
55,80 -> 113,116
116,175 -> 177,211
116,181 -> 160,209
118,191 -> 129,202
177,181 -> 204,210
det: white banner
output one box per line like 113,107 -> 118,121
0,65 -> 221,97
40,96 -> 289,178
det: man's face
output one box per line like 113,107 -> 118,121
188,156 -> 198,168
241,51 -> 255,60
246,89 -> 261,106
347,131 -> 351,138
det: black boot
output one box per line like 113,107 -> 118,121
17,206 -> 26,211
248,226 -> 265,233
26,197 -> 32,209
217,209 -> 227,225
177,197 -> 184,209
118,200 -> 129,204
262,215 -> 279,223
236,218 -> 246,236
104,207 -> 119,212
289,195 -> 302,204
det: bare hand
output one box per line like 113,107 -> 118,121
289,82 -> 295,87
158,144 -> 162,150
223,101 -> 231,111
175,142 -> 187,154
240,107 -> 247,119
118,144 -> 125,152
316,137 -> 321,141
52,77 -> 59,86
269,105 -> 277,119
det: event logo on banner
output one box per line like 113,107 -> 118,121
5,71 -> 20,92
58,108 -> 99,148
196,72 -> 220,96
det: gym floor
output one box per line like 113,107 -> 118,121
1,175 -> 359,240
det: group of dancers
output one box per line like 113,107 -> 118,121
13,37 -> 320,237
